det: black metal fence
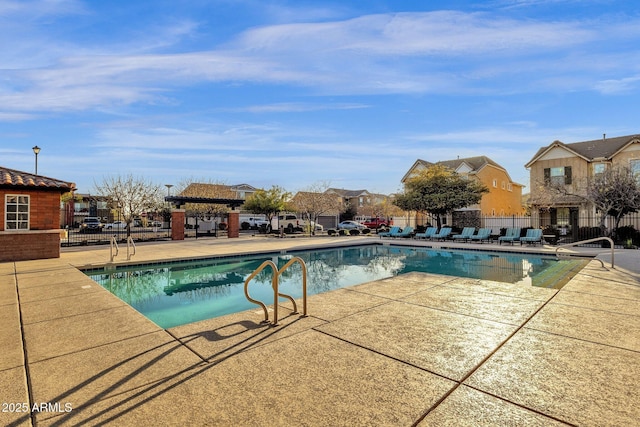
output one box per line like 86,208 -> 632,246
464,213 -> 640,247
60,225 -> 172,247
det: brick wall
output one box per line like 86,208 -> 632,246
0,189 -> 62,231
0,230 -> 61,262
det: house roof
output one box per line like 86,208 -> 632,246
325,188 -> 370,198
0,166 -> 75,192
402,156 -> 512,183
525,134 -> 640,167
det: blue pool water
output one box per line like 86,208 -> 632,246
86,244 -> 586,328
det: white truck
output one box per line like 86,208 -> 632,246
240,215 -> 269,230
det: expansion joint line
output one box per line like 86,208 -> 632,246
12,263 -> 37,427
411,290 -> 566,427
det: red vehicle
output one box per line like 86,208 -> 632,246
362,217 -> 392,229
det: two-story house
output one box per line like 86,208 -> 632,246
401,156 -> 525,226
525,134 -> 640,238
323,188 -> 399,222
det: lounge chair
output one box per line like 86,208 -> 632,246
392,226 -> 414,238
378,226 -> 400,238
414,227 -> 437,239
431,227 -> 452,241
498,227 -> 521,245
520,228 -> 543,245
452,227 -> 475,242
468,228 -> 492,243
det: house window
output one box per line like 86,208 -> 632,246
544,166 -> 572,185
507,183 -> 512,191
593,163 -> 606,175
631,159 -> 640,183
492,179 -> 498,188
5,195 -> 30,230
501,181 -> 506,190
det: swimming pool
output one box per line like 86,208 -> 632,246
86,244 -> 587,328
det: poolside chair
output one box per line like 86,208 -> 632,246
452,227 -> 475,242
431,227 -> 452,241
520,228 -> 543,245
414,227 -> 437,239
498,228 -> 521,245
392,226 -> 414,238
378,226 -> 400,238
468,228 -> 492,243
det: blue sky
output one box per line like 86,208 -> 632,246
1,0 -> 639,195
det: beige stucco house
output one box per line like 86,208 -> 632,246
525,134 -> 640,237
402,156 -> 525,217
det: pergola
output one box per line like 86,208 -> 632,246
164,196 -> 245,209
164,196 -> 246,239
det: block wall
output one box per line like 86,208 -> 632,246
0,231 -> 61,262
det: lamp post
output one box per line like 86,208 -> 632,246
32,146 -> 41,175
165,184 -> 173,197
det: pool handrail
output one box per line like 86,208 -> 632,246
126,236 -> 136,261
243,257 -> 308,326
555,237 -> 614,269
243,260 -> 278,324
276,257 -> 308,321
109,236 -> 119,262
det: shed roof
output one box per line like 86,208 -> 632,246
0,166 -> 75,192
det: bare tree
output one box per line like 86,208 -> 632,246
588,166 -> 640,236
95,174 -> 162,234
291,181 -> 342,234
530,165 -> 640,237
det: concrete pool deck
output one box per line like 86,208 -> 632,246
1,235 -> 638,426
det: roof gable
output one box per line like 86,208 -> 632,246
526,134 -> 640,167
0,166 -> 75,192
402,156 -> 510,183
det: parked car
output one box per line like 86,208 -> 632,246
362,217 -> 392,229
104,221 -> 126,230
79,217 -> 103,233
150,220 -> 162,228
337,220 -> 367,230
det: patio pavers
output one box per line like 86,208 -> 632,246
465,328 -> 640,426
417,385 -> 570,426
316,300 -> 518,381
168,308 -> 327,362
28,330 -> 205,424
39,330 -> 456,426
0,302 -> 24,371
23,305 -> 161,363
0,366 -> 31,427
526,301 -> 640,352
348,271 -> 445,299
401,283 -> 551,325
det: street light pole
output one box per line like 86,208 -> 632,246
165,184 -> 173,197
32,146 -> 41,175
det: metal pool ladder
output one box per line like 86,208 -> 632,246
243,256 -> 308,326
108,235 -> 136,262
109,236 -> 119,262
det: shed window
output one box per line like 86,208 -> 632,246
5,195 -> 30,230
